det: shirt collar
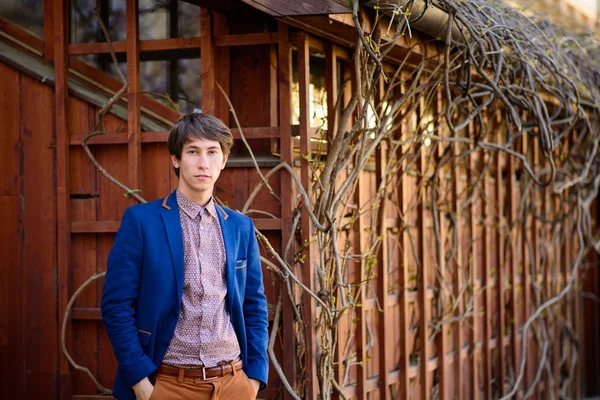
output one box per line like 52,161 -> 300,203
176,189 -> 218,220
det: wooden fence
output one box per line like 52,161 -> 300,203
0,1 -> 598,399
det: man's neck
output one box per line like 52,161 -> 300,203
178,188 -> 212,207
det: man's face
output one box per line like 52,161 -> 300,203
171,138 -> 228,205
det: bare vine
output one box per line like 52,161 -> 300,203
63,0 -> 600,398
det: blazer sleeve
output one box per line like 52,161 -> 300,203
100,207 -> 157,388
242,219 -> 270,390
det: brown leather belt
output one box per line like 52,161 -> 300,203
158,357 -> 243,381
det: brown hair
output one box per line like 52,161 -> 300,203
167,113 -> 233,177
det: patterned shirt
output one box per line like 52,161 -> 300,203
162,190 -> 241,368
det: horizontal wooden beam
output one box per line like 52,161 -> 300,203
68,37 -> 202,55
71,218 -> 282,233
69,127 -> 281,145
214,33 -> 278,47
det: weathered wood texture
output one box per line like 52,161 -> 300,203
0,3 -> 598,400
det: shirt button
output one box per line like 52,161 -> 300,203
173,310 -> 178,316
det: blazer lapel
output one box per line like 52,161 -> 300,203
217,206 -> 236,312
161,191 -> 185,301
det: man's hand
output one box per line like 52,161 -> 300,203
249,378 -> 260,397
132,377 -> 154,400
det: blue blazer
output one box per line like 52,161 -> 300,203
100,191 -> 269,400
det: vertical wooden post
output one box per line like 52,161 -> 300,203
531,132 -> 541,399
297,32 -> 318,400
325,43 -> 337,143
521,131 -> 531,393
543,161 -> 553,397
452,119 -> 464,400
54,0 -> 72,398
398,71 -> 411,400
201,8 -> 215,115
417,109 -> 431,400
375,75 -> 390,400
571,130 -> 581,400
213,12 -> 230,123
482,135 -> 492,400
126,0 -> 141,194
43,0 -> 54,61
494,111 -> 506,397
326,44 -> 345,393
507,131 -> 519,396
435,87 -> 448,400
552,192 -> 561,397
277,21 -> 297,398
467,123 -> 477,399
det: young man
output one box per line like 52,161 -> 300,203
101,113 -> 269,400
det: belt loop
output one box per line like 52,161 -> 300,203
178,368 -> 185,383
229,360 -> 237,376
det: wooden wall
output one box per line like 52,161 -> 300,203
0,61 -> 59,399
0,2 -> 599,399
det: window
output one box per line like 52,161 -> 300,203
0,0 -> 44,38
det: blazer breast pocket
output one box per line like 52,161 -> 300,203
235,259 -> 247,269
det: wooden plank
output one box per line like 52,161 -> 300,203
201,9 -> 216,115
375,75 -> 390,400
571,130 -> 581,400
297,32 -> 318,400
213,13 -> 231,124
376,136 -> 391,400
325,43 -> 344,393
521,132 -> 532,393
467,126 -> 477,400
434,88 -> 448,400
507,127 -> 520,397
552,183 -> 560,398
531,131 -> 542,399
67,37 -> 202,55
417,99 -> 431,400
0,196 -> 24,399
53,0 -> 72,397
494,112 -> 506,397
0,17 -> 44,53
68,96 -> 99,396
71,308 -> 103,320
214,32 -> 278,46
43,0 -> 54,61
325,43 -> 337,143
397,72 -> 411,400
0,63 -> 20,195
21,74 -> 58,398
127,0 -> 142,198
482,146 -> 492,399
452,124 -> 464,399
277,21 -> 297,398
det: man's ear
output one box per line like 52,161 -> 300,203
222,154 -> 229,170
171,154 -> 180,168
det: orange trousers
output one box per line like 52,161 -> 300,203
149,368 -> 256,400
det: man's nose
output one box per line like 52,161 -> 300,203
197,154 -> 209,169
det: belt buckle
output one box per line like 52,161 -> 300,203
202,365 -> 218,381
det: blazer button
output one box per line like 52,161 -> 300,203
173,310 -> 178,317
163,339 -> 169,345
